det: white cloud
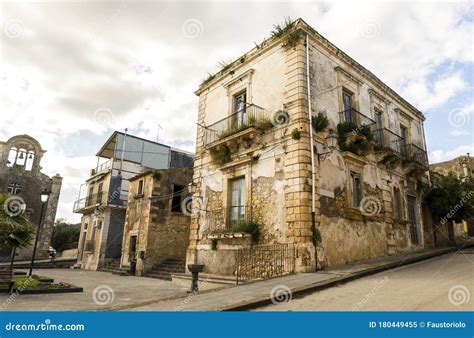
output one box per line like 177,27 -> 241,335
429,144 -> 474,163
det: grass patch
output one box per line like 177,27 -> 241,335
312,112 -> 329,132
227,220 -> 260,242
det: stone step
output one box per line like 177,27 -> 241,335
151,266 -> 185,273
143,272 -> 172,281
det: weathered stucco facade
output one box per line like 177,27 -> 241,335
0,135 -> 62,261
187,19 -> 432,278
120,168 -> 192,275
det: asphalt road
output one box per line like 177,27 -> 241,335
256,248 -> 474,311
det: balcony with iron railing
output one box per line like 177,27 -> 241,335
338,108 -> 375,127
90,159 -> 112,177
373,128 -> 403,154
73,192 -> 107,213
206,206 -> 250,235
401,143 -> 429,169
204,104 -> 271,147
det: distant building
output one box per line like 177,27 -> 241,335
73,131 -> 193,270
430,154 -> 473,180
0,135 -> 62,261
430,154 -> 474,239
120,168 -> 193,277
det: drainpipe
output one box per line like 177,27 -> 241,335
306,34 -> 317,268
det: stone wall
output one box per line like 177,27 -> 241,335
121,168 -> 192,275
0,135 -> 62,261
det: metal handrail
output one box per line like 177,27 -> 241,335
338,108 -> 375,126
373,128 -> 403,154
204,104 -> 269,146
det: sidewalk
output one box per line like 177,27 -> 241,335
117,246 -> 458,311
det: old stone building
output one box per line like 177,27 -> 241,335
186,18 -> 432,279
73,131 -> 193,270
430,154 -> 473,180
120,168 -> 193,277
430,154 -> 474,239
0,134 -> 62,261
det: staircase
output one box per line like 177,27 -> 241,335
143,259 -> 185,281
98,260 -> 129,276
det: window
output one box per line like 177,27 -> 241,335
137,180 -> 144,196
232,91 -> 247,128
342,90 -> 353,123
171,184 -> 184,212
7,183 -> 22,195
229,177 -> 246,224
351,172 -> 362,207
400,125 -> 408,156
6,148 -> 17,167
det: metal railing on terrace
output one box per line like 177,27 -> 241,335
90,159 -> 112,176
373,128 -> 403,154
73,192 -> 107,212
204,104 -> 269,146
401,143 -> 429,168
338,108 -> 375,126
206,206 -> 250,233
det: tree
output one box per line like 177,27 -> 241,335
51,219 -> 80,252
0,194 -> 36,278
424,172 -> 474,223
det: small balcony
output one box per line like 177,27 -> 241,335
205,206 -> 252,238
73,191 -> 107,213
204,104 -> 271,148
90,159 -> 112,177
338,108 -> 375,127
401,143 -> 429,173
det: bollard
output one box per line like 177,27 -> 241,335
187,264 -> 204,293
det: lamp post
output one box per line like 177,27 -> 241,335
317,130 -> 338,161
29,189 -> 51,276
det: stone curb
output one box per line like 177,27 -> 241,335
222,247 -> 458,311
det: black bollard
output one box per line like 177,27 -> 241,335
187,264 -> 204,293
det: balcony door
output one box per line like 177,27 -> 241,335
374,109 -> 383,146
229,177 -> 246,225
400,125 -> 408,156
342,91 -> 353,123
232,91 -> 247,129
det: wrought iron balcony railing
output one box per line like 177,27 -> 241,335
206,205 -> 250,233
204,104 -> 269,146
401,143 -> 429,168
73,192 -> 107,212
373,128 -> 403,154
338,108 -> 375,126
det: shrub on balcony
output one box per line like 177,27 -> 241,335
312,113 -> 329,132
254,118 -> 274,132
337,122 -> 373,156
227,220 -> 260,242
209,145 -> 231,165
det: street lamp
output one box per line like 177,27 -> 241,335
317,130 -> 338,161
29,189 -> 51,276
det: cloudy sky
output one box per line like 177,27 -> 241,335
1,1 -> 473,222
